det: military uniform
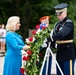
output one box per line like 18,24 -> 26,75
49,3 -> 76,75
53,17 -> 75,61
39,16 -> 52,75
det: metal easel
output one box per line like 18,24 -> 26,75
39,42 -> 64,75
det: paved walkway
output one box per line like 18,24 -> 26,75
0,54 -> 4,75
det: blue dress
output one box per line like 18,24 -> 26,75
3,31 -> 25,75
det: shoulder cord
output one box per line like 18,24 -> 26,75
53,19 -> 72,34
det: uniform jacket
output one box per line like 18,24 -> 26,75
52,17 -> 76,61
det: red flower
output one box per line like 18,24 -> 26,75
20,67 -> 25,75
22,56 -> 30,61
39,53 -> 43,57
27,44 -> 30,46
35,24 -> 40,29
36,60 -> 39,63
28,37 -> 33,42
26,56 -> 30,60
32,30 -> 36,35
22,56 -> 27,61
36,60 -> 39,66
27,50 -> 32,55
42,26 -> 46,30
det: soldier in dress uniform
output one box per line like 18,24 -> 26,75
39,16 -> 52,75
47,3 -> 76,75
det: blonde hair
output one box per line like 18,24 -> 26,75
6,16 -> 20,31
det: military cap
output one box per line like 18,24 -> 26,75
54,3 -> 68,13
54,3 -> 68,9
39,16 -> 50,22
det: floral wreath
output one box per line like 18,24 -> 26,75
20,23 -> 51,75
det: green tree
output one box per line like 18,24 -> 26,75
0,0 -> 76,41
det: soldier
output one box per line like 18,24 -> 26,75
47,3 -> 76,75
39,16 -> 52,75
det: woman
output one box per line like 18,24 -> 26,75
3,16 -> 30,75
0,24 -> 6,54
0,24 -> 2,51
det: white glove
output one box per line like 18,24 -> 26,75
50,29 -> 53,37
43,38 -> 48,42
42,42 -> 47,48
21,50 -> 28,55
23,45 -> 30,50
55,43 -> 57,48
41,38 -> 48,48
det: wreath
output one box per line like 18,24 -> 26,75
20,24 -> 51,75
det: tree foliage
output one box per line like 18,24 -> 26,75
0,0 -> 76,40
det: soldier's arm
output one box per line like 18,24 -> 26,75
52,22 -> 73,41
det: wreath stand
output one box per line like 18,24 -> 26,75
39,42 -> 64,75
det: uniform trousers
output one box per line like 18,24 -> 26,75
56,59 -> 75,75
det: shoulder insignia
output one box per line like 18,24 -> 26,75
66,20 -> 72,23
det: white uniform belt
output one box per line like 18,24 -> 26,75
56,40 -> 73,44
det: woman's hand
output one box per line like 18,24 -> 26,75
23,45 -> 30,50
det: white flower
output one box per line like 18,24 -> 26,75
21,50 -> 28,56
25,37 -> 36,44
25,38 -> 29,43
